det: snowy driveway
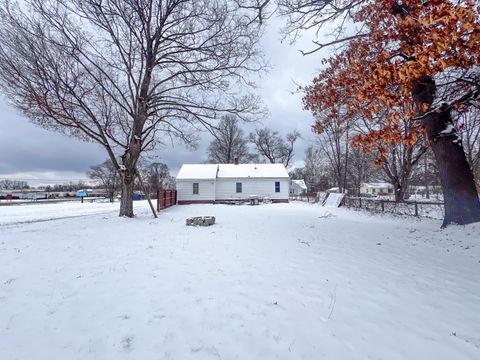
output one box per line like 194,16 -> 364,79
1,202 -> 479,359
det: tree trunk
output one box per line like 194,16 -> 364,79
402,176 -> 410,200
426,109 -> 480,226
424,153 -> 430,199
413,76 -> 480,227
393,182 -> 406,202
119,168 -> 135,217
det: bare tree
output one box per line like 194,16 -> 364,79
87,160 -> 120,202
0,0 -> 265,217
409,149 -> 442,199
140,162 -> 175,197
347,148 -> 376,196
0,179 -> 30,190
207,115 -> 258,164
314,118 -> 349,193
355,111 -> 427,201
283,130 -> 301,167
458,104 -> 480,184
236,1 -> 361,51
303,145 -> 332,193
249,128 -> 300,167
40,181 -> 87,193
288,167 -> 305,180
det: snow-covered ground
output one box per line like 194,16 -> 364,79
1,201 -> 479,360
0,200 -> 118,226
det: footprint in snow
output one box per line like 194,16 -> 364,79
121,335 -> 134,351
4,278 -> 16,285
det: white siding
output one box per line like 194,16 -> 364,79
176,180 -> 215,202
290,182 -> 305,195
215,178 -> 289,200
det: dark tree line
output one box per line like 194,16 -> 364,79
40,182 -> 87,192
0,179 -> 30,190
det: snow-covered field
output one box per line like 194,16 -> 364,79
0,200 -> 118,226
1,201 -> 479,360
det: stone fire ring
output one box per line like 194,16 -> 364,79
186,216 -> 216,226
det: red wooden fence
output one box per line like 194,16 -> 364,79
157,189 -> 177,212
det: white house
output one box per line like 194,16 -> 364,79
360,182 -> 394,196
290,179 -> 307,196
176,163 -> 290,204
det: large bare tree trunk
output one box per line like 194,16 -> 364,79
413,76 -> 480,227
426,110 -> 480,226
119,166 -> 136,217
393,182 -> 407,202
119,180 -> 134,217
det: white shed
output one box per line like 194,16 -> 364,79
360,182 -> 394,196
290,179 -> 307,195
176,163 -> 290,204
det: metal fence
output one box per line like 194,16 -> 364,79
157,189 -> 177,212
343,196 -> 444,219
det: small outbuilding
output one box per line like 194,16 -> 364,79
290,179 -> 307,196
360,182 -> 394,196
176,163 -> 290,204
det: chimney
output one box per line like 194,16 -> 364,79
234,156 -> 239,165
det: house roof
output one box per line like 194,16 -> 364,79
291,179 -> 307,190
176,164 -> 218,180
176,163 -> 289,180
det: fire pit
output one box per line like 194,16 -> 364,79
186,216 -> 216,226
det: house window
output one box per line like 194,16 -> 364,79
236,182 -> 242,193
275,181 -> 280,193
193,183 -> 199,195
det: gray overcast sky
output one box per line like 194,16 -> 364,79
0,15 -> 326,187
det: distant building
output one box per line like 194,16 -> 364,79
176,163 -> 290,204
77,189 -> 109,198
326,187 -> 341,194
290,179 -> 307,196
360,182 -> 394,196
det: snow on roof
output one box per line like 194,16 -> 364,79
327,187 -> 340,192
291,179 -> 307,189
176,164 -> 218,180
176,163 -> 289,180
217,164 -> 289,178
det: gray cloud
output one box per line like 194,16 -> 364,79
0,100 -> 106,174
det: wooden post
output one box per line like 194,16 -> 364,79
381,199 -> 384,212
414,201 -> 418,217
135,168 -> 157,218
359,197 -> 362,208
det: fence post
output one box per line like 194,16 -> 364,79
359,197 -> 362,208
414,201 -> 418,216
381,199 -> 384,212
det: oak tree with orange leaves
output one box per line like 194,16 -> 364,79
295,0 -> 480,227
